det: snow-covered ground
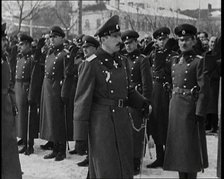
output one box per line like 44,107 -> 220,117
19,134 -> 219,179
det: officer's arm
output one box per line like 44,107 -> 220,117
196,57 -> 209,117
140,56 -> 153,102
73,60 -> 96,140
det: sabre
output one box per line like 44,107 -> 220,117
64,104 -> 70,150
139,105 -> 152,178
197,121 -> 204,173
27,105 -> 31,150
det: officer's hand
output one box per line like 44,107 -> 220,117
37,38 -> 46,49
12,105 -> 18,116
142,100 -> 151,118
75,140 -> 87,155
61,97 -> 69,105
195,115 -> 204,123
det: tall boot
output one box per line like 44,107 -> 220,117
24,139 -> 34,155
179,172 -> 187,179
211,114 -> 218,133
55,142 -> 66,161
146,144 -> 164,168
133,158 -> 140,175
187,172 -> 197,179
44,142 -> 58,159
205,114 -> 212,130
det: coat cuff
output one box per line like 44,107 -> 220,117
73,120 -> 88,140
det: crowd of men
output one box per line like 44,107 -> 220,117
1,14 -> 221,179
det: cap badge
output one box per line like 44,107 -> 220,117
126,36 -> 129,40
161,32 -> 164,35
116,24 -> 119,30
182,30 -> 186,35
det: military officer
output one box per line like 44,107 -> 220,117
40,26 -> 74,161
147,27 -> 177,168
15,33 -> 39,155
121,30 -> 153,175
1,22 -> 23,179
163,24 -> 209,179
74,35 -> 100,167
73,15 -> 150,179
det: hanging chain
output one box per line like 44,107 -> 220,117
128,112 -> 147,132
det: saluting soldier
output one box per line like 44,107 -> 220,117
163,24 -> 209,179
15,34 -> 39,155
121,30 -> 153,175
1,22 -> 22,179
147,27 -> 177,168
40,26 -> 74,161
73,15 -> 150,179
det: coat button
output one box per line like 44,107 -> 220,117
111,90 -> 114,93
112,109 -> 115,112
105,59 -> 108,61
185,70 -> 188,74
183,92 -> 186,95
184,78 -> 187,81
183,85 -> 186,88
109,80 -> 112,83
187,63 -> 190,66
54,61 -> 56,64
172,70 -> 174,73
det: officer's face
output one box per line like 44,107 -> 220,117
83,45 -> 97,58
50,35 -> 63,47
178,36 -> 196,52
101,32 -> 122,54
156,36 -> 169,49
124,39 -> 138,53
208,36 -> 216,50
19,42 -> 31,54
1,36 -> 8,52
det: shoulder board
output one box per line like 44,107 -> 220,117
196,55 -> 203,59
63,49 -> 70,54
139,54 -> 146,58
86,54 -> 97,62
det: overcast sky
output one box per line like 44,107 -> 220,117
123,0 -> 221,10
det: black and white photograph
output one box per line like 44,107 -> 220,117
1,0 -> 221,178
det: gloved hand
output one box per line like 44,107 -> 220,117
12,104 -> 18,116
195,115 -> 204,123
61,97 -> 69,105
142,100 -> 151,118
75,140 -> 88,155
37,37 -> 46,49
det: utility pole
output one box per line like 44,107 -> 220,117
78,0 -> 82,35
198,0 -> 201,31
30,1 -> 33,37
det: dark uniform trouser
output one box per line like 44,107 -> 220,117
179,172 -> 197,179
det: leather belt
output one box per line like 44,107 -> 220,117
153,76 -> 166,83
16,78 -> 30,83
93,97 -> 128,108
172,86 -> 199,96
44,75 -> 55,80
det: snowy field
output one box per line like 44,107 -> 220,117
19,134 -> 219,179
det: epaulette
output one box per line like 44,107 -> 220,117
86,54 -> 97,62
196,55 -> 203,59
63,49 -> 70,54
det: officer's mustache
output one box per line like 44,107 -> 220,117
116,43 -> 121,47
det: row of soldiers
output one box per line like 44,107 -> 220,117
2,14 -> 221,179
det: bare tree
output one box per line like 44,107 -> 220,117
2,0 -> 46,34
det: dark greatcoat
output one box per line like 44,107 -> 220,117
163,50 -> 209,173
124,49 -> 152,159
15,51 -> 38,139
40,45 -> 74,142
73,48 -> 146,179
1,56 -> 22,179
148,48 -> 175,145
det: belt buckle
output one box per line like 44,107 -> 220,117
118,99 -> 124,108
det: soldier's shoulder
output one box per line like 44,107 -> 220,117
86,54 -> 97,62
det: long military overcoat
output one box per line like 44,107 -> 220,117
15,51 -> 39,139
40,45 -> 74,142
148,48 -> 174,145
125,49 -> 152,158
73,48 -> 146,179
163,50 -> 209,172
1,57 -> 22,179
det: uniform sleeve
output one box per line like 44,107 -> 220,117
28,50 -> 45,103
196,58 -> 209,117
140,56 -> 153,102
61,53 -> 75,98
73,60 -> 96,140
